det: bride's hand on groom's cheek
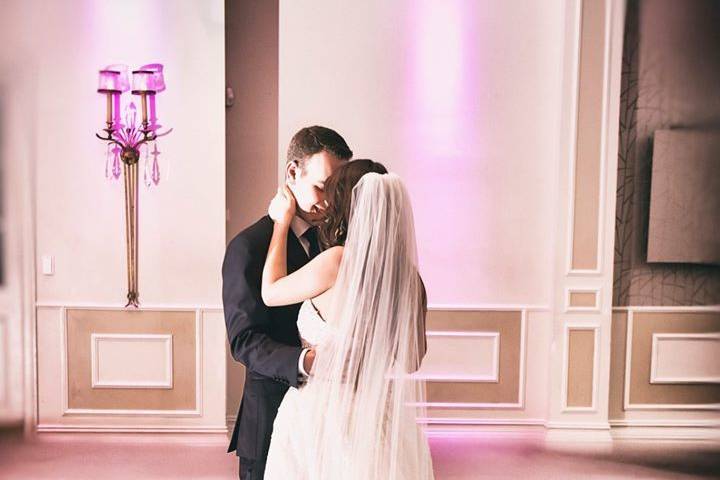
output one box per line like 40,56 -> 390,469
268,184 -> 296,226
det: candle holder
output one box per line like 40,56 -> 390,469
95,64 -> 171,307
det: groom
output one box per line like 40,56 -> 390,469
222,125 -> 352,479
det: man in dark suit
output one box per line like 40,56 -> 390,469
222,126 -> 352,479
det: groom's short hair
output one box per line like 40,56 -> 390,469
287,126 -> 353,168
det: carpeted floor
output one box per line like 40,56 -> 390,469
0,431 -> 718,479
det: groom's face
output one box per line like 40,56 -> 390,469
286,150 -> 344,225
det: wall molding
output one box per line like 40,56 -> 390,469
564,0 -> 585,275
623,309 -> 720,411
545,421 -> 611,430
419,309 -> 527,409
414,331 -> 500,382
609,425 -> 720,441
427,303 -> 550,312
417,417 -> 546,426
420,419 -> 718,442
91,333 -> 174,389
60,307 -> 204,417
566,0 -> 612,277
55,417 -> 716,439
37,424 -> 228,434
613,306 -> 720,312
37,303 -> 222,312
561,323 -> 600,412
565,287 -> 602,313
609,419 -> 720,427
41,302 -> 548,313
423,425 -> 546,441
650,332 -> 720,384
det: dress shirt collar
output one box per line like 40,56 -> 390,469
290,215 -> 312,240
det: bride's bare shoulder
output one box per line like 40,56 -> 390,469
316,245 -> 343,267
325,245 -> 344,259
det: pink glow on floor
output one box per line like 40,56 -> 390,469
1,432 -> 717,479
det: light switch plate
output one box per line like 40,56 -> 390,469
41,255 -> 54,275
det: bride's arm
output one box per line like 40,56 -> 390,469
262,224 -> 342,306
261,185 -> 342,307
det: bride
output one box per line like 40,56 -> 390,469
260,159 -> 434,480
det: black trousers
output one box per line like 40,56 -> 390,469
238,456 -> 258,480
232,377 -> 289,479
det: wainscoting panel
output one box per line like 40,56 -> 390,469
416,332 -> 499,382
65,309 -> 197,414
650,333 -> 720,384
422,309 -> 525,408
609,308 -> 720,438
566,288 -> 601,312
565,326 -> 598,410
417,308 -> 553,431
36,305 -> 227,432
90,333 -> 174,389
624,310 -> 720,409
569,0 -> 607,273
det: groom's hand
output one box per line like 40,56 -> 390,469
303,349 -> 316,375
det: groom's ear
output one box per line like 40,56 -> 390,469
286,160 -> 299,184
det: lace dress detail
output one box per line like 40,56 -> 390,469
296,299 -> 330,349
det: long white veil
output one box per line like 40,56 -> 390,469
304,172 -> 434,480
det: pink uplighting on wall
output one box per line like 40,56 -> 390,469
401,1 -> 488,303
408,1 -> 466,154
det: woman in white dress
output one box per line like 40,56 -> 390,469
260,159 -> 434,480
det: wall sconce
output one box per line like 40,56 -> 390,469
95,63 -> 171,307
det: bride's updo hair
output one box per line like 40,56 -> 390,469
319,159 -> 388,249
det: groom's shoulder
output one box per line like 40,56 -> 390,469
226,215 -> 273,255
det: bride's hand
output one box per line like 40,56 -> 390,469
268,184 -> 296,226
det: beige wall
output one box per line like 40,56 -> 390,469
274,0 -> 720,442
24,0 -> 226,306
270,0 -> 568,435
225,0 -> 279,239
609,309 -> 720,430
224,0 -> 280,419
36,306 -> 227,431
279,0 -> 564,306
1,0 -> 228,433
4,0 -> 713,441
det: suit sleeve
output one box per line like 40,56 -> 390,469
222,237 -> 303,388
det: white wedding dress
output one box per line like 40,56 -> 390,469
264,173 -> 434,480
263,299 -> 333,479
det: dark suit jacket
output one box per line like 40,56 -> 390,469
222,215 -> 311,475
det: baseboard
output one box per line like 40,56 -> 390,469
610,425 -> 720,442
544,424 -> 614,449
424,423 -> 546,442
226,414 -> 235,434
422,420 -> 720,444
37,424 -> 228,434
35,420 -> 719,443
